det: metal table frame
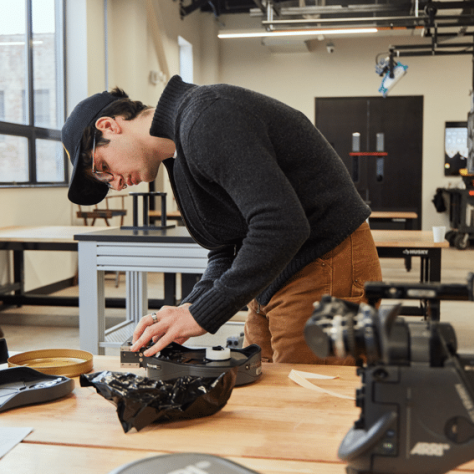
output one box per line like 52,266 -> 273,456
376,246 -> 442,283
76,228 -> 207,354
0,239 -> 78,307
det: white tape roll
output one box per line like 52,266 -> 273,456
205,346 -> 231,360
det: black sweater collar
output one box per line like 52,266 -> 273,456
150,75 -> 197,141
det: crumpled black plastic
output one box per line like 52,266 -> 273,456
80,368 -> 237,433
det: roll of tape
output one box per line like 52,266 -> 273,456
205,346 -> 231,360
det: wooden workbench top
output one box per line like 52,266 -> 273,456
371,229 -> 449,248
1,356 -> 359,464
0,225 -> 116,242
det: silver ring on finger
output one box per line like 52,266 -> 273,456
150,312 -> 158,324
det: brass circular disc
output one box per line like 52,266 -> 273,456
8,349 -> 93,377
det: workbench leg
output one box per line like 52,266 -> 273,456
78,241 -> 105,355
13,250 -> 24,305
420,256 -> 428,283
428,249 -> 442,282
163,273 -> 176,306
181,273 -> 201,301
421,250 -> 442,321
429,301 -> 440,322
126,271 -> 148,325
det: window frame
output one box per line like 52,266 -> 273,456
0,0 -> 67,188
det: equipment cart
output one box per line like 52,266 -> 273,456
441,173 -> 474,249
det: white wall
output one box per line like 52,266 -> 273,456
216,14 -> 472,230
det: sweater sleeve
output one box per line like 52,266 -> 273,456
180,245 -> 234,305
181,100 -> 311,333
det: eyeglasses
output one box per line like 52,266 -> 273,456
91,132 -> 114,188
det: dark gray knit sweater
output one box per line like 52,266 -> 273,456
150,76 -> 370,334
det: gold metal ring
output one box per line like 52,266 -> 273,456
8,349 -> 93,377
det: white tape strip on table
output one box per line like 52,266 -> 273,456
288,369 -> 355,400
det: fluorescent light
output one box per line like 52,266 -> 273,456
218,28 -> 378,39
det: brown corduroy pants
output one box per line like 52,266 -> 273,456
243,221 -> 382,364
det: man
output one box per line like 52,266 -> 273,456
62,75 -> 382,364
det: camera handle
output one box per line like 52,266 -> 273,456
338,411 -> 397,462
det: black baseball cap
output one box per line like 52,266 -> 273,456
62,91 -> 121,206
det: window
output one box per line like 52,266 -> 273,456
178,36 -> 193,83
21,89 -> 51,127
0,0 -> 66,186
0,91 -> 4,120
0,92 -> 4,142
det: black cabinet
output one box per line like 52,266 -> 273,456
316,96 -> 423,230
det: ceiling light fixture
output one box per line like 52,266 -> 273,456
218,28 -> 378,39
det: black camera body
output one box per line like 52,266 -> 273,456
304,276 -> 474,474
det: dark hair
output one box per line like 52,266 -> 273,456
80,87 -> 152,179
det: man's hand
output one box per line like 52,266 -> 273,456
130,304 -> 206,357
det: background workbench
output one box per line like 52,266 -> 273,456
0,226 -> 106,308
369,211 -> 418,229
0,226 -> 189,312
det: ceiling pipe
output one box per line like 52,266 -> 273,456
251,4 -> 414,17
261,14 -> 474,26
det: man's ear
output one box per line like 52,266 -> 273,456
95,116 -> 122,136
